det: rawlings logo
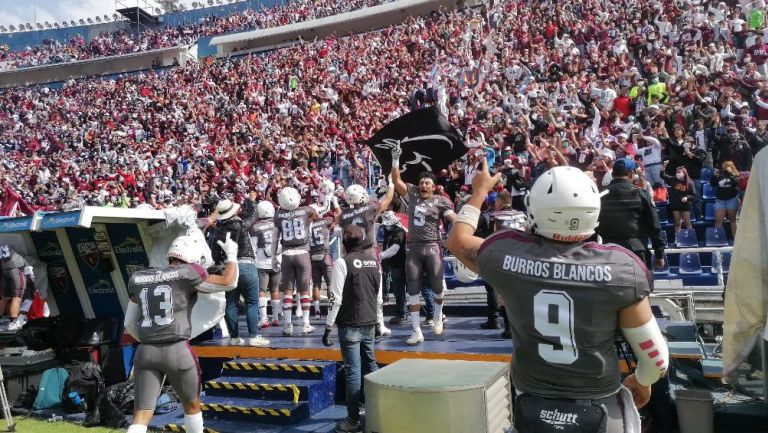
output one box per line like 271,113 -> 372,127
77,241 -> 100,268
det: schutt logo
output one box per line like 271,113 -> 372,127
114,237 -> 145,254
77,241 -> 101,268
539,409 -> 579,429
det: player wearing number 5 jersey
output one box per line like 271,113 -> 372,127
448,163 -> 669,433
273,187 -> 318,336
123,234 -> 240,433
390,145 -> 456,346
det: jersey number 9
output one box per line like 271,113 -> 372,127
534,290 -> 578,364
140,285 -> 174,328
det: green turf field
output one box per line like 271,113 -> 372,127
8,417 -> 124,433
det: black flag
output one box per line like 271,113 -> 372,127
366,106 -> 467,184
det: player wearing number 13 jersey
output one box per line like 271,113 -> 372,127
123,234 -> 240,433
273,187 -> 318,336
448,164 -> 669,433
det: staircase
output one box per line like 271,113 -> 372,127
162,358 -> 337,432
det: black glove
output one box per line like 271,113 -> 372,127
322,328 -> 334,347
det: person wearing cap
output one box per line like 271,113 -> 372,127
209,195 -> 269,347
596,158 -> 666,271
323,225 -> 381,433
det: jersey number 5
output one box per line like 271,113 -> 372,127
140,285 -> 174,327
413,208 -> 426,227
533,290 -> 578,364
282,218 -> 306,241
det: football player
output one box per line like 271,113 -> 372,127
124,234 -> 240,433
273,187 -> 319,335
390,145 -> 456,345
250,200 -> 282,328
0,245 -> 35,330
447,161 -> 668,433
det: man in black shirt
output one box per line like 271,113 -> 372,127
380,211 -> 407,325
323,225 -> 381,433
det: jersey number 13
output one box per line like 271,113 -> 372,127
533,290 -> 578,364
140,285 -> 174,327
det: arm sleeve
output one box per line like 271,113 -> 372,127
622,318 -> 669,386
240,199 -> 259,230
325,259 -> 347,327
187,263 -> 209,286
271,226 -> 280,259
124,301 -> 141,342
379,244 -> 401,260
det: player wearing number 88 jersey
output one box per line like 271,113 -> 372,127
273,187 -> 319,335
448,165 -> 669,433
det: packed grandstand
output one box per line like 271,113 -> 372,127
0,0 -> 763,235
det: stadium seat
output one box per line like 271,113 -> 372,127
657,207 -> 668,223
702,183 -> 716,200
678,252 -> 703,275
676,229 -> 698,248
705,227 -> 729,247
704,202 -> 715,221
720,252 -> 732,274
701,168 -> 713,182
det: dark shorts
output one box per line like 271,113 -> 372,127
311,255 -> 333,288
404,242 -> 445,296
258,269 -> 281,293
2,268 -> 32,299
133,340 -> 201,410
280,252 -> 312,291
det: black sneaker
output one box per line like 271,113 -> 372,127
480,318 -> 501,330
388,316 -> 407,326
500,330 -> 512,339
335,417 -> 361,433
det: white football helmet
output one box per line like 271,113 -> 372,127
257,200 -> 275,219
454,260 -> 479,283
320,179 -> 335,196
167,235 -> 207,265
380,211 -> 399,227
525,166 -> 601,242
277,187 -> 301,211
345,184 -> 368,206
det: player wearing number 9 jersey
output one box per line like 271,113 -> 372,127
123,234 -> 240,433
448,164 -> 669,433
273,187 -> 318,336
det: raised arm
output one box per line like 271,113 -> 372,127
377,176 -> 396,213
390,144 -> 409,197
446,159 -> 501,273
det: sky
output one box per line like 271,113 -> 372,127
0,0 -> 203,28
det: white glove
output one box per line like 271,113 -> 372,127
217,232 -> 238,264
23,266 -> 34,280
391,144 -> 402,167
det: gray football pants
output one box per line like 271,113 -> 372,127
134,340 -> 201,410
405,242 -> 444,296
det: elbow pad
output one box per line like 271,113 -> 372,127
124,302 -> 141,342
622,318 -> 669,386
197,280 -> 236,293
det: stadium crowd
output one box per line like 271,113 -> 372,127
0,0 -> 766,218
0,0 -> 391,70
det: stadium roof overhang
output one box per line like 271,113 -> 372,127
0,206 -> 166,233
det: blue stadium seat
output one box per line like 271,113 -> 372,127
676,229 -> 699,248
657,207 -> 668,224
704,202 -> 715,221
720,252 -> 732,274
705,227 -> 729,247
702,183 -> 716,200
678,252 -> 703,275
701,168 -> 713,182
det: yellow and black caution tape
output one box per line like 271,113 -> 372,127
200,403 -> 293,417
165,424 -> 220,433
205,381 -> 304,402
223,361 -> 322,374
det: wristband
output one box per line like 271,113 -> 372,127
455,205 -> 481,231
392,159 -> 400,170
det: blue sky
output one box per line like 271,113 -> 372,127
0,1 -> 200,27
